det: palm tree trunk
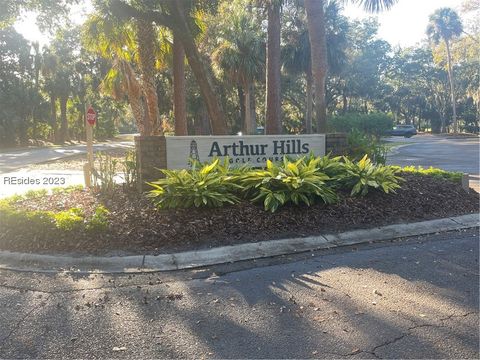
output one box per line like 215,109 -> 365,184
238,86 -> 245,131
171,0 -> 227,135
265,1 -> 282,135
50,93 -> 58,142
136,19 -> 162,136
173,34 -> 188,135
306,70 -> 313,134
305,0 -> 328,133
244,81 -> 253,135
342,92 -> 348,114
445,40 -> 457,133
59,96 -> 68,143
129,93 -> 146,135
250,82 -> 257,133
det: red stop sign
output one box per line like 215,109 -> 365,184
86,107 -> 96,126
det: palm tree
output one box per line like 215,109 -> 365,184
304,0 -> 397,133
169,0 -> 229,135
82,13 -> 151,135
265,0 -> 282,134
213,9 -> 264,135
136,18 -> 162,135
109,0 -> 229,135
283,28 -> 313,133
41,50 -> 59,142
173,33 -> 188,135
427,8 -> 463,133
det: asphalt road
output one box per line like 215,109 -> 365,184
0,138 -> 134,174
387,135 -> 480,175
0,229 -> 478,359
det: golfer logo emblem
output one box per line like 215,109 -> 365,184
189,140 -> 200,164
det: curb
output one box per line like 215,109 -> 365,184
0,213 -> 478,274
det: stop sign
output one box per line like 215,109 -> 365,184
86,107 -> 96,126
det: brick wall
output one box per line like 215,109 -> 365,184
325,133 -> 348,156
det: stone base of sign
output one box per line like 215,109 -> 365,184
134,133 -> 347,191
326,133 -> 348,156
135,136 -> 166,191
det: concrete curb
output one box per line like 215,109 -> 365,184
0,213 -> 478,274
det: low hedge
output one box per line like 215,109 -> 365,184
0,192 -> 110,234
394,166 -> 463,183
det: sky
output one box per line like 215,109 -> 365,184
14,0 -> 466,48
343,0 -> 465,47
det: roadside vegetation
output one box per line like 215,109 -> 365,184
1,156 -> 477,255
148,155 -> 402,212
1,1 -> 478,148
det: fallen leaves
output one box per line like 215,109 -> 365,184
3,174 -> 478,255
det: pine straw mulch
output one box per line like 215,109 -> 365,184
1,173 -> 478,256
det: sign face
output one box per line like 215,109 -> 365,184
86,107 -> 96,126
165,135 -> 326,169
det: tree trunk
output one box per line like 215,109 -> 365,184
250,82 -> 257,134
305,0 -> 328,133
119,59 -> 148,135
129,92 -> 146,135
59,96 -> 68,143
342,92 -> 348,115
244,81 -> 254,135
199,104 -> 211,135
265,1 -> 282,135
171,0 -> 227,135
306,70 -> 313,134
50,93 -> 58,143
237,86 -> 245,132
445,40 -> 457,134
136,18 -> 162,135
173,34 -> 188,135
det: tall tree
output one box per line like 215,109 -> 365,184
82,13 -> 151,135
212,3 -> 264,135
41,50 -> 59,141
427,7 -> 463,133
136,18 -> 162,135
304,0 -> 327,133
305,0 -> 397,133
283,28 -> 313,133
265,0 -> 282,134
110,0 -> 228,135
173,33 -> 188,135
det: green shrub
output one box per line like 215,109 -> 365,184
396,166 -> 462,183
51,185 -> 84,194
340,155 -> 402,196
0,197 -> 110,234
24,189 -> 48,199
240,157 -> 337,212
347,130 -> 388,165
86,205 -> 110,232
305,152 -> 345,179
122,150 -> 137,190
0,203 -> 54,231
147,159 -> 242,208
93,152 -> 118,194
329,112 -> 393,137
53,208 -> 84,231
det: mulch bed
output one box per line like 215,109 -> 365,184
1,173 -> 478,256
